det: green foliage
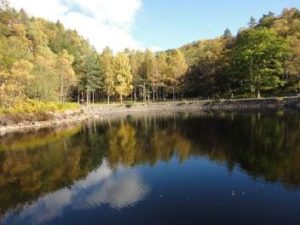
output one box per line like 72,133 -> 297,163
125,102 -> 134,108
84,53 -> 102,104
231,28 -> 288,98
181,8 -> 300,99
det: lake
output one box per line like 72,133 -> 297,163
1,111 -> 300,225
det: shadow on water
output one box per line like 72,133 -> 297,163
1,110 -> 300,224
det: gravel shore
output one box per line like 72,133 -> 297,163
1,97 -> 299,136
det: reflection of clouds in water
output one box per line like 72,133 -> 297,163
15,188 -> 72,225
83,172 -> 148,209
2,160 -> 149,225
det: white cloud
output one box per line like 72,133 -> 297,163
9,0 -> 151,52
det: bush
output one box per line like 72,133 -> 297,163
177,100 -> 189,106
0,100 -> 79,115
125,102 -> 134,108
276,97 -> 284,101
0,100 -> 79,125
204,101 -> 212,106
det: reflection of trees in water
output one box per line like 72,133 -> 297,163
0,125 -> 106,214
182,112 -> 300,188
1,112 -> 300,214
104,112 -> 300,189
106,117 -> 191,167
107,121 -> 137,167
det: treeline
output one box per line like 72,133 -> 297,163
0,1 -> 187,106
0,1 -> 300,107
182,9 -> 300,98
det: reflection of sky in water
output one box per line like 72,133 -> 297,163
2,160 -> 149,225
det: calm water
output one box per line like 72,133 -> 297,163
1,111 -> 300,225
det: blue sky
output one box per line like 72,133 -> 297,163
133,0 -> 300,50
10,0 -> 300,52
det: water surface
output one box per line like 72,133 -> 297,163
1,111 -> 300,225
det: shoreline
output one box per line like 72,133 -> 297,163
1,96 -> 300,136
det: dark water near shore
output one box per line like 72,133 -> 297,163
1,111 -> 300,225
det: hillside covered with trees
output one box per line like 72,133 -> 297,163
0,0 -> 300,111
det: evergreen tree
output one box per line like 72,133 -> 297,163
223,28 -> 232,38
248,16 -> 257,28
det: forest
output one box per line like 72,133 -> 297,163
0,0 -> 300,110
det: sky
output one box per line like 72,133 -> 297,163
9,0 -> 300,52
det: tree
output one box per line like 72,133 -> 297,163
155,52 -> 168,100
231,28 -> 288,98
269,8 -> 300,93
0,0 -> 9,10
10,59 -> 33,90
166,50 -> 187,100
84,53 -> 101,104
248,17 -> 257,28
99,47 -> 115,104
142,49 -> 156,101
128,50 -> 144,101
181,38 -> 227,98
0,36 -> 31,68
223,28 -> 232,38
56,50 -> 76,102
113,53 -> 133,104
0,68 -> 9,106
281,34 -> 300,93
0,60 -> 33,107
259,11 -> 276,27
29,46 -> 59,101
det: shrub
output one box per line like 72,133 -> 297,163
177,100 -> 189,106
125,102 -> 134,108
0,100 -> 79,115
0,100 -> 79,125
276,97 -> 284,101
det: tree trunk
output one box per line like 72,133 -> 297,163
60,75 -> 64,102
120,94 -> 123,104
152,84 -> 155,101
134,87 -> 137,102
86,91 -> 89,105
143,83 -> 146,102
107,95 -> 110,104
297,76 -> 300,93
256,89 -> 261,99
172,87 -> 175,101
77,88 -> 80,103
